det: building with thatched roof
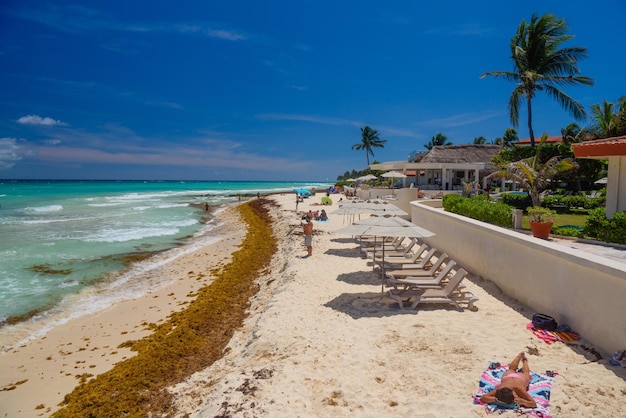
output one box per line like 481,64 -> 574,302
370,144 -> 502,190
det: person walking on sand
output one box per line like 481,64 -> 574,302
301,216 -> 313,257
480,352 -> 537,408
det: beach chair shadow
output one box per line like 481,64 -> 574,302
324,247 -> 361,258
336,271 -> 380,286
323,292 -> 417,319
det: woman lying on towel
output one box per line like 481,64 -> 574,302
480,352 -> 537,408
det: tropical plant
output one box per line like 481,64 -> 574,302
526,206 -> 556,223
352,126 -> 387,166
560,122 -> 586,146
486,133 -> 577,207
424,132 -> 451,150
502,128 -> 519,147
473,136 -> 487,144
481,13 -> 594,146
588,97 -> 626,139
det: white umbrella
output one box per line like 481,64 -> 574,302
381,171 -> 407,192
594,177 -> 608,185
330,200 -> 408,224
346,178 -> 357,182
336,215 -> 435,290
357,174 -> 378,181
380,171 -> 407,179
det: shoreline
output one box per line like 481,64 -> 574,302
2,192 -> 625,417
0,203 -> 247,416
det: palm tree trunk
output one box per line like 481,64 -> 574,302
527,96 -> 535,147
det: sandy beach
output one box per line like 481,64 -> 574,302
2,193 -> 625,417
0,208 -> 246,417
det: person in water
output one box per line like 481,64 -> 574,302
480,352 -> 537,408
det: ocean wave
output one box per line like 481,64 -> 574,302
84,227 -> 180,242
21,205 -> 63,213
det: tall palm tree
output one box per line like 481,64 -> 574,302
589,97 -> 626,139
352,126 -> 387,166
424,132 -> 451,150
481,13 -> 594,146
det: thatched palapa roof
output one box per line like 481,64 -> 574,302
415,144 -> 502,173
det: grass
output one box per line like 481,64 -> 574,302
521,210 -> 588,231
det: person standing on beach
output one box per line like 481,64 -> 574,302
301,216 -> 313,257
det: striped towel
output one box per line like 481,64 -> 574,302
526,322 -> 581,344
473,364 -> 554,417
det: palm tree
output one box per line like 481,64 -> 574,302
486,133 -> 576,207
473,136 -> 487,144
481,13 -> 594,146
588,97 -> 626,139
352,126 -> 387,166
502,128 -> 519,148
424,132 -> 451,150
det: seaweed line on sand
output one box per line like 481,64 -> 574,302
52,198 -> 277,418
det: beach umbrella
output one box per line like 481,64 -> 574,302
381,171 -> 407,190
330,200 -> 407,223
336,215 -> 435,290
357,174 -> 378,181
346,178 -> 357,182
594,177 -> 608,185
294,188 -> 312,195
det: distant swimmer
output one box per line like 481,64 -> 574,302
204,203 -> 209,211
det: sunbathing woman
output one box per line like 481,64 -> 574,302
480,352 -> 537,408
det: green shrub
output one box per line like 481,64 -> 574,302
553,226 -> 583,238
542,194 -> 605,211
583,208 -> 626,244
443,194 -> 513,227
500,192 -> 532,210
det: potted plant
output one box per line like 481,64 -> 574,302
527,206 -> 556,239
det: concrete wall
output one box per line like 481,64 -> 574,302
410,199 -> 626,355
607,155 -> 626,216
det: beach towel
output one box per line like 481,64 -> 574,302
526,322 -> 581,344
473,364 -> 555,417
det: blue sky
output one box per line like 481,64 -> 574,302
1,1 -> 624,181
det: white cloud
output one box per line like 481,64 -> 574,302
0,138 -> 23,169
17,114 -> 68,126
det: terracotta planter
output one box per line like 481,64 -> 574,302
530,221 -> 554,239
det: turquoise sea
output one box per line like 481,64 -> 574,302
0,180 -> 330,348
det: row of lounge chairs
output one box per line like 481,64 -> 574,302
358,236 -> 479,310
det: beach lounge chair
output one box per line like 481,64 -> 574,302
363,238 -> 419,258
374,244 -> 434,265
387,268 -> 479,310
384,251 -> 449,275
385,259 -> 456,289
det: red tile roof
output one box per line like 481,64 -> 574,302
572,136 -> 626,158
515,136 -> 563,146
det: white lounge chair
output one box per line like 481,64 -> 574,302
385,259 -> 456,289
387,268 -> 478,310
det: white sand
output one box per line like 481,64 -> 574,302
171,193 -> 626,418
2,194 -> 625,417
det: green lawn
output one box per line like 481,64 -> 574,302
521,210 -> 588,231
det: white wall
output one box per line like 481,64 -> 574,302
410,200 -> 626,356
607,156 -> 626,217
